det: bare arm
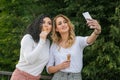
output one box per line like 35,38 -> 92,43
86,19 -> 101,44
48,60 -> 70,74
48,64 -> 61,73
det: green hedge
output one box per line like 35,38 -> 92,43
0,0 -> 120,80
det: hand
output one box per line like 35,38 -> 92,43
39,31 -> 49,40
87,19 -> 101,35
59,60 -> 70,70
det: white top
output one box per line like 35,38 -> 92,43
47,36 -> 89,73
16,34 -> 50,76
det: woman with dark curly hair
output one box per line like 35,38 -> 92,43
11,14 -> 52,80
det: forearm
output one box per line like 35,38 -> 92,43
48,64 -> 61,74
87,31 -> 99,44
87,19 -> 101,44
24,38 -> 46,64
48,60 -> 70,73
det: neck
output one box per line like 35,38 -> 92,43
60,32 -> 69,42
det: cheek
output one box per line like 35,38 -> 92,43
55,27 -> 61,32
42,27 -> 46,31
49,26 -> 52,30
56,26 -> 62,30
46,26 -> 52,32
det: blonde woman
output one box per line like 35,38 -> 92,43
47,14 -> 101,80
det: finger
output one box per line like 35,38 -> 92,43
87,21 -> 99,28
41,31 -> 48,35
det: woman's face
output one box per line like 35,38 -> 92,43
42,17 -> 52,33
55,17 -> 69,34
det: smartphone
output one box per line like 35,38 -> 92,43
82,12 -> 92,20
82,12 -> 93,28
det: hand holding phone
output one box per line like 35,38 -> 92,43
82,12 -> 93,28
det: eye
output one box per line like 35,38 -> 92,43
48,21 -> 52,25
58,22 -> 62,25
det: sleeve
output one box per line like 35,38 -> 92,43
46,43 -> 55,73
77,36 -> 90,49
21,34 -> 46,64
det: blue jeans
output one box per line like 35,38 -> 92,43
52,71 -> 82,80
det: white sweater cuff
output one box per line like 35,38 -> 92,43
39,38 -> 46,45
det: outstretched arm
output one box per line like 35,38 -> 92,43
87,19 -> 101,44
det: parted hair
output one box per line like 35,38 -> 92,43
51,14 -> 75,48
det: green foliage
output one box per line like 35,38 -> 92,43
0,0 -> 120,79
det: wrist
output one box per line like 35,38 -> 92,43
93,32 -> 100,35
56,64 -> 61,71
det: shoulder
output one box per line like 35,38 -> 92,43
75,36 -> 89,46
21,34 -> 33,43
76,36 -> 88,40
23,34 -> 32,39
22,34 -> 33,40
75,36 -> 88,44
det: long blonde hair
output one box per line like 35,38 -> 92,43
51,14 -> 75,48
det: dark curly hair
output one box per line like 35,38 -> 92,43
26,14 -> 52,43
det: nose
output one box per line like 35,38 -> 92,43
44,23 -> 48,27
62,22 -> 66,27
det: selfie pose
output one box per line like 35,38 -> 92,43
47,14 -> 101,80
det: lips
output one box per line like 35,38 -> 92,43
43,28 -> 48,31
62,26 -> 67,30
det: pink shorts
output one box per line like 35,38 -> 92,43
10,68 -> 40,80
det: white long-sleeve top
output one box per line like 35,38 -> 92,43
47,36 -> 89,73
16,34 -> 50,76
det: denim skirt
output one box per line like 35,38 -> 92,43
52,71 -> 82,80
